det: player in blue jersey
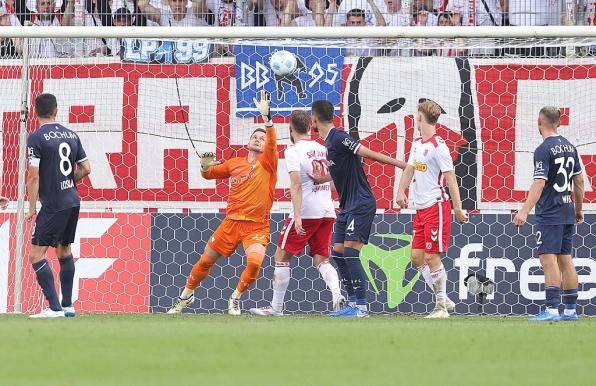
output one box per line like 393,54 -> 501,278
25,94 -> 91,318
310,100 -> 406,317
513,106 -> 584,322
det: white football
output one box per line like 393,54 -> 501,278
269,50 -> 298,76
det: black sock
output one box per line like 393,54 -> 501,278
32,259 -> 61,311
343,247 -> 368,305
59,255 -> 75,308
331,251 -> 354,300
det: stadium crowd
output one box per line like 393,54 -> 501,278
1,0 -> 595,58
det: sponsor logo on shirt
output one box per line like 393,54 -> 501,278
414,161 -> 428,172
534,161 -> 544,175
306,149 -> 327,159
230,172 -> 255,185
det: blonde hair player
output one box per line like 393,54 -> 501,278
396,100 -> 468,319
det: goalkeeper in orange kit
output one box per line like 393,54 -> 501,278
168,91 -> 278,315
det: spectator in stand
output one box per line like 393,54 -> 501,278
413,6 -> 435,56
138,0 -> 208,26
110,0 -> 157,26
62,0 -> 112,56
0,0 -> 23,25
445,0 -> 503,26
504,0 -> 557,56
413,3 -> 437,26
336,8 -> 383,56
506,0 -> 557,27
83,7 -> 132,57
435,12 -> 454,56
383,0 -> 410,26
332,0 -> 388,26
1,1 -> 23,58
196,0 -> 259,26
281,0 -> 328,26
437,10 -> 449,25
108,8 -> 132,56
27,0 -> 72,58
382,0 -> 410,56
258,0 -> 309,26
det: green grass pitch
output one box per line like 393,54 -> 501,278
1,314 -> 595,386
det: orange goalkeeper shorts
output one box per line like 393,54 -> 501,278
207,217 -> 270,257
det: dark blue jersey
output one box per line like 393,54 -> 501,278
27,123 -> 87,212
325,128 -> 375,211
533,135 -> 582,225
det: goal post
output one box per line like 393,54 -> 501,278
1,27 -> 595,315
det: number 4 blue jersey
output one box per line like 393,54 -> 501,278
533,135 -> 582,225
27,123 -> 88,212
325,128 -> 375,211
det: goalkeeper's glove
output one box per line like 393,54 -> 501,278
199,152 -> 221,172
253,90 -> 272,127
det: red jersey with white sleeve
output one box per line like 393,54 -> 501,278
278,139 -> 335,257
407,135 -> 454,253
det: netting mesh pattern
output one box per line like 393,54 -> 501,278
1,38 -> 595,314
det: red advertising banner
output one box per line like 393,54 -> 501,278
0,213 -> 151,313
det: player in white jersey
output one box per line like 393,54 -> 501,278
249,110 -> 343,316
397,100 -> 468,318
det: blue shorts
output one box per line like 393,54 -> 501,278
332,204 -> 376,245
535,223 -> 574,256
32,206 -> 80,247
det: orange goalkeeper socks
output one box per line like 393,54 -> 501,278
235,251 -> 264,295
186,253 -> 217,290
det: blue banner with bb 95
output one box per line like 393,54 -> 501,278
234,45 -> 344,117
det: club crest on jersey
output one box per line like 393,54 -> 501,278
423,149 -> 429,157
414,161 -> 428,172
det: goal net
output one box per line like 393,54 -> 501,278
1,29 -> 596,315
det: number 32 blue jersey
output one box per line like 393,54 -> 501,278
27,123 -> 87,212
533,135 -> 582,225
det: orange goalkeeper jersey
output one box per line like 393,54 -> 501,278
203,127 -> 278,223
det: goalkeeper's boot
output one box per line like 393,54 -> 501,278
248,306 -> 283,317
444,297 -> 456,313
167,294 -> 195,314
29,308 -> 65,318
425,303 -> 449,319
228,297 -> 241,316
63,305 -> 76,317
530,309 -> 561,322
560,311 -> 579,321
332,295 -> 346,313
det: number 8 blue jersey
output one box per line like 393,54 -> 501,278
27,123 -> 87,212
533,135 -> 582,225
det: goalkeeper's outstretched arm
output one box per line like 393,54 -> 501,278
201,153 -> 230,180
254,90 -> 278,174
